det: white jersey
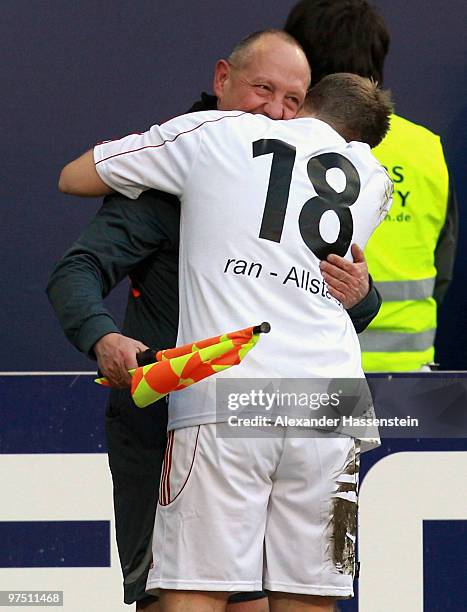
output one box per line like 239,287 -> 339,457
94,110 -> 392,431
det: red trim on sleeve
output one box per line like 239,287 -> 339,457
95,112 -> 246,165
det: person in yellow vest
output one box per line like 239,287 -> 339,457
285,0 -> 458,372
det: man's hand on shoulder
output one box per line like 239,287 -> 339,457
94,333 -> 149,388
319,244 -> 370,309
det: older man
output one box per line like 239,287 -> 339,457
49,30 -> 380,612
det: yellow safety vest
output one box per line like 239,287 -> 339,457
360,114 -> 449,372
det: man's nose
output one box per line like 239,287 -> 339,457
263,99 -> 284,120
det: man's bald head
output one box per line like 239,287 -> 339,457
213,29 -> 311,120
228,29 -> 308,72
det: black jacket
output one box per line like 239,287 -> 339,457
47,94 -> 382,368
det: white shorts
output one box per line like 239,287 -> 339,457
146,424 -> 360,598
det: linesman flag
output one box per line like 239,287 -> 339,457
95,322 -> 270,408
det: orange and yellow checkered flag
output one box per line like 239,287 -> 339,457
95,322 -> 270,408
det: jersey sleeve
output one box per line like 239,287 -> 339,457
93,112 -> 211,200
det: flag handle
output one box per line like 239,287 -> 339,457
136,348 -> 159,367
96,323 -> 270,378
253,322 -> 271,335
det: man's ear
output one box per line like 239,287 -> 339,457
213,59 -> 230,100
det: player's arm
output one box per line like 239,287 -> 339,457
59,112 -> 211,200
47,190 -> 179,386
59,149 -> 114,197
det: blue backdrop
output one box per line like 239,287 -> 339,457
1,0 -> 466,371
1,4 -> 466,609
